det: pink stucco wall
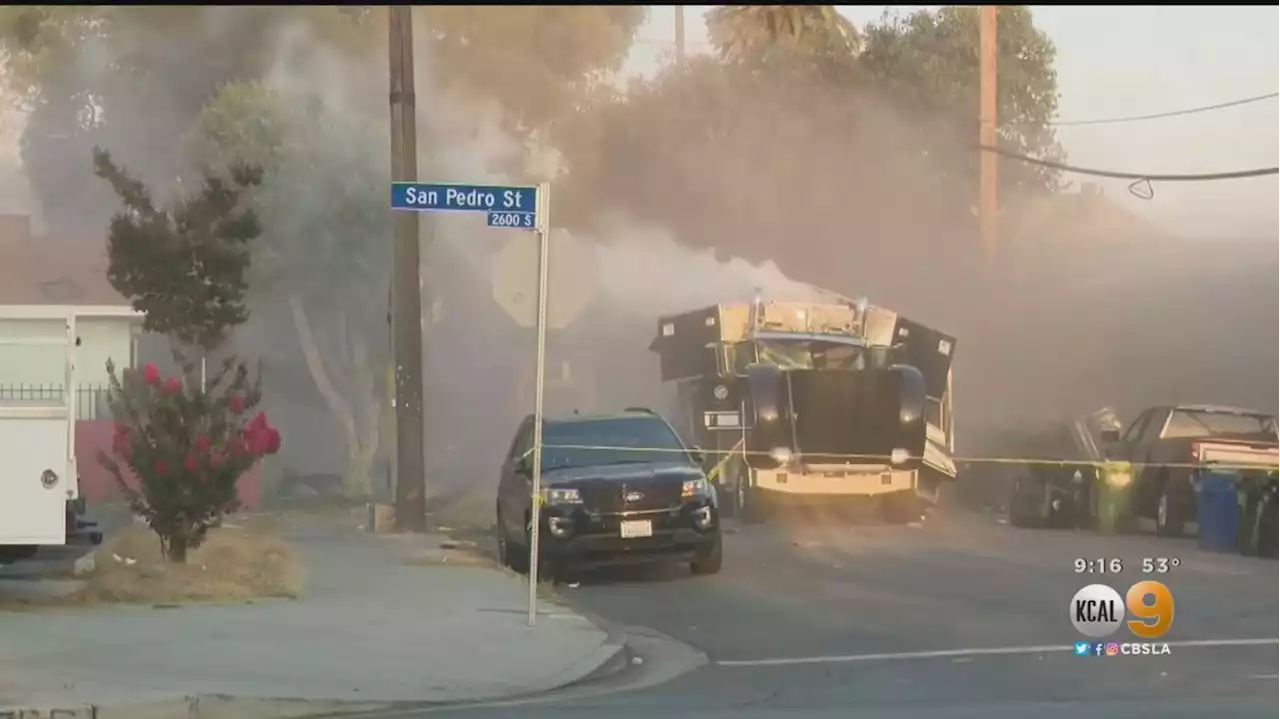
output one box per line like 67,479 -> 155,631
76,419 -> 261,510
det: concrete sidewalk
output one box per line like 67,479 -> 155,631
0,518 -> 621,718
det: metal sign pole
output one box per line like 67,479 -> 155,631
526,181 -> 552,627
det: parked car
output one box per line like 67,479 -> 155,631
1101,404 -> 1279,536
495,408 -> 722,582
1007,408 -> 1121,529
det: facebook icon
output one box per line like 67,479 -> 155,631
1093,642 -> 1106,656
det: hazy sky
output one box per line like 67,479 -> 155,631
631,5 -> 1279,239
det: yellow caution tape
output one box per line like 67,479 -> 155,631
705,438 -> 745,483
528,443 -> 1278,473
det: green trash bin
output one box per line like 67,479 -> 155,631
1094,461 -> 1134,535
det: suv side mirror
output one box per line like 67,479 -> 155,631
689,446 -> 706,465
514,453 -> 534,476
1100,429 -> 1120,443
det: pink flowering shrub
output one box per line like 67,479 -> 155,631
99,357 -> 281,562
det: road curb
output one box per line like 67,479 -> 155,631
0,590 -> 629,719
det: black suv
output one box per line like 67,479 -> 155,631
495,408 -> 723,580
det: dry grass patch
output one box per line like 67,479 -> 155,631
78,518 -> 302,605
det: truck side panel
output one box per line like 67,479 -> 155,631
0,406 -> 72,545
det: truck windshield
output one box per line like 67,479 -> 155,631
540,417 -> 692,471
755,340 -> 867,371
1162,410 -> 1278,441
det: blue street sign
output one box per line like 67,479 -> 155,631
486,211 -> 535,230
390,182 -> 537,220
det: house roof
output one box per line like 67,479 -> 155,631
0,213 -> 131,306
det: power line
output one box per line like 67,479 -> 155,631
1049,92 -> 1279,127
978,145 -> 1278,182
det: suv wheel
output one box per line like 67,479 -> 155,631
496,506 -> 520,570
691,533 -> 723,575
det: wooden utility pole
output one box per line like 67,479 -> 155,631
978,5 -> 999,258
674,6 -> 686,62
388,6 -> 427,533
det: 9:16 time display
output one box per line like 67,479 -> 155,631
1074,557 -> 1123,574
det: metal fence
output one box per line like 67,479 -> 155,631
0,384 -> 114,420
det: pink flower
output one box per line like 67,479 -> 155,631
184,453 -> 198,473
265,428 -> 282,455
194,433 -> 211,454
228,434 -> 248,458
246,427 -> 270,456
210,451 -> 226,469
154,460 -> 168,475
143,363 -> 161,386
227,394 -> 245,414
162,377 -> 182,396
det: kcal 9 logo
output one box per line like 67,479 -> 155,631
1070,581 -> 1174,639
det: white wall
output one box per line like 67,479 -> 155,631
0,312 -> 137,419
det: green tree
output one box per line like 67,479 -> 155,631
187,81 -> 390,498
416,6 -> 647,136
860,6 -> 1064,200
706,5 -> 860,68
93,147 -> 263,352
0,7 -> 374,237
556,5 -> 1063,284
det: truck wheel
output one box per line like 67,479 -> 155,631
718,458 -> 740,519
1009,476 -> 1046,528
881,491 -> 921,524
0,545 -> 37,565
1155,481 -> 1186,537
737,468 -> 767,525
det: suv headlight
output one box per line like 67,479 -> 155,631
769,447 -> 793,465
542,487 -> 582,505
890,448 -> 909,465
682,478 -> 710,498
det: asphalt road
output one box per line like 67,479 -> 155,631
410,509 -> 1278,719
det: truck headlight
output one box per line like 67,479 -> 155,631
1106,470 -> 1133,488
542,487 -> 582,505
682,478 -> 710,498
890,448 -> 909,465
770,447 -> 793,465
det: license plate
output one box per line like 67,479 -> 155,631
619,520 -> 653,539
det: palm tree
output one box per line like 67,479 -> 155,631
706,5 -> 860,64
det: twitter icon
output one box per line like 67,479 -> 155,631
1074,641 -> 1090,656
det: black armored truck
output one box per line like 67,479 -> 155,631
650,292 -> 958,523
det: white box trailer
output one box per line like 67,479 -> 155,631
0,309 -> 84,563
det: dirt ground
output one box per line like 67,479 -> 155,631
74,517 -> 303,605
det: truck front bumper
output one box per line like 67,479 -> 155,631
753,467 -> 917,497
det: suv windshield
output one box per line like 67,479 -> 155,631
540,416 -> 690,471
1162,410 -> 1278,441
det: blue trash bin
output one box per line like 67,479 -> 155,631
1196,470 -> 1240,553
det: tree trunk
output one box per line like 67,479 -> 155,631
166,533 -> 189,563
289,295 -> 381,499
344,409 -> 380,498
